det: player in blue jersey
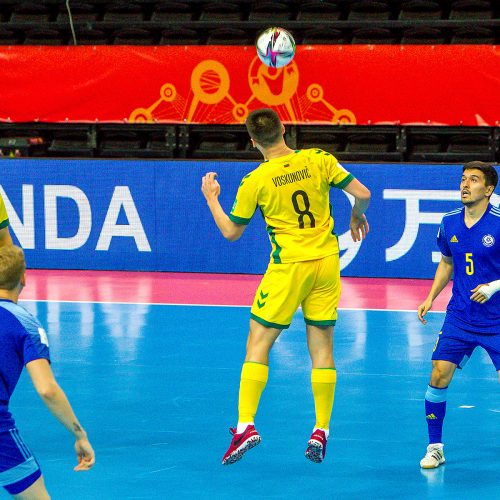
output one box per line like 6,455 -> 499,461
0,245 -> 95,498
417,161 -> 499,469
0,192 -> 13,247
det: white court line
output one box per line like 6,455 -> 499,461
20,298 -> 446,314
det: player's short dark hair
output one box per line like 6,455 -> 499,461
463,161 -> 498,190
0,245 -> 25,291
245,108 -> 282,148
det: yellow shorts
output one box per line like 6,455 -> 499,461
250,253 -> 341,329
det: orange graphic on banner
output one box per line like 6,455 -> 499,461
129,56 -> 355,125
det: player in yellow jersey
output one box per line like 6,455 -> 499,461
201,108 -> 370,465
0,192 -> 13,247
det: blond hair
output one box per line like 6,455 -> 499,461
0,245 -> 25,290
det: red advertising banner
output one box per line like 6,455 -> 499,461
0,45 -> 498,125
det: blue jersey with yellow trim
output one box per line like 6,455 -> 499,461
437,204 -> 500,333
0,300 -> 50,431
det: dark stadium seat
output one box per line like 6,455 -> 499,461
9,3 -> 52,23
302,28 -> 349,44
24,28 -> 66,45
398,1 -> 443,20
0,27 -> 21,44
206,27 -> 254,45
449,0 -> 493,20
74,27 -> 109,45
347,1 -> 391,21
185,128 -> 259,159
248,1 -> 293,21
343,132 -> 401,161
351,28 -> 398,44
56,2 -> 99,23
447,133 -> 493,161
159,27 -> 202,45
296,1 -> 342,21
401,27 -> 446,44
102,4 -> 145,23
99,130 -> 145,157
48,130 -> 94,157
450,27 -> 495,44
407,133 -> 443,161
145,128 -> 177,158
199,2 -> 246,21
112,28 -> 156,45
190,131 -> 241,157
150,2 -> 194,22
296,130 -> 345,153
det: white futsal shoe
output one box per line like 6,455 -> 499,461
420,444 -> 445,469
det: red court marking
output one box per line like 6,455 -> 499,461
22,270 -> 451,311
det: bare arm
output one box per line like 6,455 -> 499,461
201,172 -> 246,241
417,255 -> 453,324
0,226 -> 12,247
26,359 -> 95,471
343,178 -> 371,242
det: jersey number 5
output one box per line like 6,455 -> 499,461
291,190 -> 315,229
465,253 -> 474,275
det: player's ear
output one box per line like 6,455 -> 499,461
20,270 -> 26,287
485,184 -> 494,198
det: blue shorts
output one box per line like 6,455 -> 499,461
0,428 -> 41,495
432,322 -> 500,371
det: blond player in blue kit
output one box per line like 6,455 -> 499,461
0,246 -> 95,498
201,108 -> 371,465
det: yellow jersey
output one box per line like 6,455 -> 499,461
229,148 -> 354,263
0,194 -> 8,230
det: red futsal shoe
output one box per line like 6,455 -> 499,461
221,425 -> 261,465
305,429 -> 327,463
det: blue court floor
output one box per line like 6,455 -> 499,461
7,301 -> 500,499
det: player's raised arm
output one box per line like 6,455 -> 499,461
417,255 -> 454,324
26,359 -> 95,471
342,178 -> 371,242
201,172 -> 246,242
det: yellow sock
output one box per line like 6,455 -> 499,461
238,362 -> 269,423
311,368 -> 337,430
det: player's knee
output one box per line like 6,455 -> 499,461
430,365 -> 453,387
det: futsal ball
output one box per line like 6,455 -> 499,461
256,27 -> 296,68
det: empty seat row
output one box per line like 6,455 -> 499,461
0,1 -> 498,24
0,25 -> 496,45
0,124 -> 497,162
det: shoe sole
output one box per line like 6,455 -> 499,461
420,459 -> 445,469
305,441 -> 324,463
222,436 -> 261,465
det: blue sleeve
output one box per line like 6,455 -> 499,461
436,220 -> 451,257
18,313 -> 50,365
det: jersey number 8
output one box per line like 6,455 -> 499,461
291,190 -> 315,229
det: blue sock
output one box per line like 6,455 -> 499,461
425,385 -> 447,444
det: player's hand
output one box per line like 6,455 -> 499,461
470,284 -> 490,303
201,172 -> 221,202
350,213 -> 369,242
417,298 -> 433,324
74,437 -> 95,471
